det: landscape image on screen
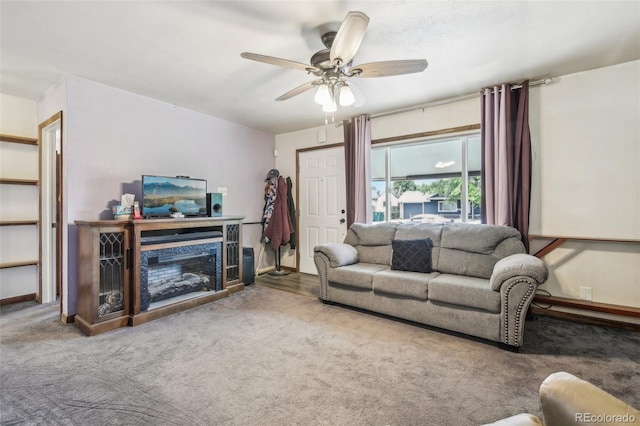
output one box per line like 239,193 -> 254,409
142,175 -> 207,217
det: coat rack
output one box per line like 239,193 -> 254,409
270,246 -> 290,276
261,168 -> 294,276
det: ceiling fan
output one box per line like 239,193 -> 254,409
240,11 -> 428,116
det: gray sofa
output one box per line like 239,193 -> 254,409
313,222 -> 548,348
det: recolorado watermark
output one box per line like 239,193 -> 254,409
576,412 -> 637,423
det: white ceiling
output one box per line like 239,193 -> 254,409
1,1 -> 639,135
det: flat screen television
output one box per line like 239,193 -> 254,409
141,175 -> 207,218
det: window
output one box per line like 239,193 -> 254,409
371,133 -> 481,223
438,201 -> 458,212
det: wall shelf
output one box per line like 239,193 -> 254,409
0,134 -> 38,145
0,178 -> 39,186
0,260 -> 39,269
0,133 -> 40,305
0,220 -> 38,226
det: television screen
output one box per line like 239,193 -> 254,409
142,175 -> 207,218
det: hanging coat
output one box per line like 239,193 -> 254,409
264,176 -> 293,250
286,177 -> 297,249
261,181 -> 276,241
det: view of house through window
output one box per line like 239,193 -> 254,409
371,134 -> 481,224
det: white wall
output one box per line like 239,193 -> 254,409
39,75 -> 275,316
534,61 -> 639,239
531,60 -> 640,318
0,94 -> 39,300
65,76 -> 275,223
276,60 -> 640,321
371,97 -> 479,140
1,94 -> 37,136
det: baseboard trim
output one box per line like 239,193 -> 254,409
533,295 -> 640,318
531,307 -> 640,332
0,293 -> 36,306
60,312 -> 74,324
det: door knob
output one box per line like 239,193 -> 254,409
340,218 -> 346,224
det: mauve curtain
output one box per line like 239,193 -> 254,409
343,114 -> 372,227
480,80 -> 532,251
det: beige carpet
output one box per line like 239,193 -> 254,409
1,284 -> 639,425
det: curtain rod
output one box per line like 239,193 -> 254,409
345,78 -> 553,123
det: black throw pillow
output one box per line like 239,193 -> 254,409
391,238 -> 433,273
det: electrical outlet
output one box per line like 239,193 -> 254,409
579,287 -> 593,301
217,187 -> 228,197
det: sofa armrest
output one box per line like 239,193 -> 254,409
313,243 -> 358,301
540,372 -> 640,426
496,253 -> 547,347
482,413 -> 542,426
490,253 -> 548,291
313,243 -> 358,268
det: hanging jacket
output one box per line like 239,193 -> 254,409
262,181 -> 276,241
286,177 -> 297,249
264,176 -> 293,250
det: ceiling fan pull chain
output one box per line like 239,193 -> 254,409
324,112 -> 336,125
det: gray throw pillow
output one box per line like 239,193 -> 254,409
391,238 -> 433,273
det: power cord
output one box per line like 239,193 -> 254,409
532,288 -> 552,309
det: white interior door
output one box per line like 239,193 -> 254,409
298,147 -> 347,274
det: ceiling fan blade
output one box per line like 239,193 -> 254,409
330,11 -> 370,66
276,79 -> 322,101
351,59 -> 428,78
241,52 -> 321,74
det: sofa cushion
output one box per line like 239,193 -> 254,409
344,222 -> 398,246
436,223 -> 526,278
345,222 -> 397,265
372,270 -> 439,300
436,249 -> 497,279
428,274 -> 501,312
327,263 -> 389,290
391,238 -> 433,273
356,245 -> 393,265
440,223 -> 523,254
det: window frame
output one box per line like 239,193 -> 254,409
371,126 -> 481,224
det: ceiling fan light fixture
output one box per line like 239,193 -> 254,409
322,99 -> 337,113
314,84 -> 332,105
338,84 -> 355,106
241,10 -> 427,120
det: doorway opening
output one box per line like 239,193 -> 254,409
38,112 -> 63,308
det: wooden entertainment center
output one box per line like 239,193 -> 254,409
75,216 -> 244,335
